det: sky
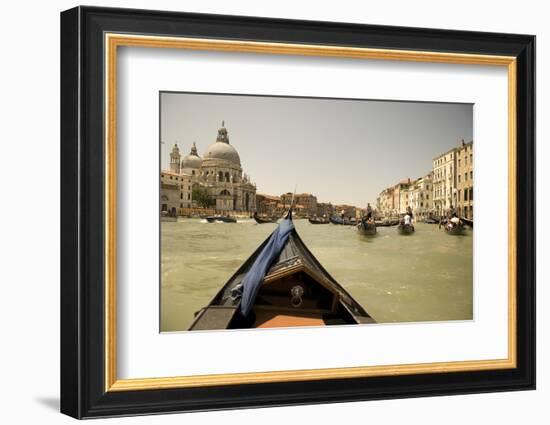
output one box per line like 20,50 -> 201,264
161,92 -> 472,207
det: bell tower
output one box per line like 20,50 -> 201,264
170,143 -> 181,174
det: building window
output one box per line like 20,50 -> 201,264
470,171 -> 473,179
188,193 -> 190,200
470,153 -> 473,162
192,170 -> 195,175
180,203 -> 183,208
464,190 -> 468,201
180,193 -> 183,199
470,187 -> 474,201
161,174 -> 164,178
458,159 -> 461,167
458,175 -> 461,183
465,156 -> 468,164
169,176 -> 173,179
465,173 -> 468,181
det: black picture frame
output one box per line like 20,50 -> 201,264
60,5 -> 535,419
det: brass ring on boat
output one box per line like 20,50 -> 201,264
291,285 -> 304,308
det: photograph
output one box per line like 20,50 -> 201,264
160,92 -> 474,332
57,5 -> 536,419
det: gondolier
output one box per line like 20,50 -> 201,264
366,203 -> 373,220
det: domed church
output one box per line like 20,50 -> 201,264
165,122 -> 256,213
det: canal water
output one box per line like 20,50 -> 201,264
161,219 -> 473,332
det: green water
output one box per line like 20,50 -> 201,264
161,219 -> 473,332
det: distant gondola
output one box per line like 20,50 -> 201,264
357,221 -> 377,236
423,217 -> 438,224
460,217 -> 474,228
445,224 -> 466,235
374,220 -> 399,227
189,210 -> 375,330
329,216 -> 355,226
397,223 -> 415,235
253,212 -> 278,224
308,217 -> 329,224
206,215 -> 237,223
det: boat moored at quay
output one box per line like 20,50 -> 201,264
253,212 -> 278,224
205,215 -> 237,223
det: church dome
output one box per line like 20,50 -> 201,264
202,123 -> 241,166
181,142 -> 202,169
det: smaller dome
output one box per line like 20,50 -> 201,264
181,142 -> 202,169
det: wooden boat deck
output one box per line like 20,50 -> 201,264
253,311 -> 325,328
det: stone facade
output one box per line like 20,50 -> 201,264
335,204 -> 356,219
456,140 -> 474,219
316,202 -> 334,218
161,171 -> 184,216
377,187 -> 396,217
410,173 -> 433,219
297,193 -> 317,216
432,147 -> 458,218
256,193 -> 280,216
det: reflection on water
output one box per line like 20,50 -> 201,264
161,219 -> 473,332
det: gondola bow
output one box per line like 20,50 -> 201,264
188,210 -> 375,330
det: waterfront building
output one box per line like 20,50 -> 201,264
398,180 -> 412,214
297,193 -> 318,216
280,192 -> 318,216
160,169 -> 193,215
379,178 -> 412,215
316,202 -> 334,218
456,140 -> 474,219
279,192 -> 295,211
410,172 -> 433,219
377,187 -> 396,217
432,147 -> 458,218
335,204 -> 356,219
161,123 -> 257,215
256,193 -> 280,216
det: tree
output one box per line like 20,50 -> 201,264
192,184 -> 214,208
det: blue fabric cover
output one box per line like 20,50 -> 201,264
240,217 -> 295,316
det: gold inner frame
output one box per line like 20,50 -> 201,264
104,33 -> 517,392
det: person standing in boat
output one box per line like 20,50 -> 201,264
448,212 -> 461,229
403,212 -> 414,229
449,205 -> 457,219
366,203 -> 373,220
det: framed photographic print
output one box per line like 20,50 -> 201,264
60,6 -> 535,419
